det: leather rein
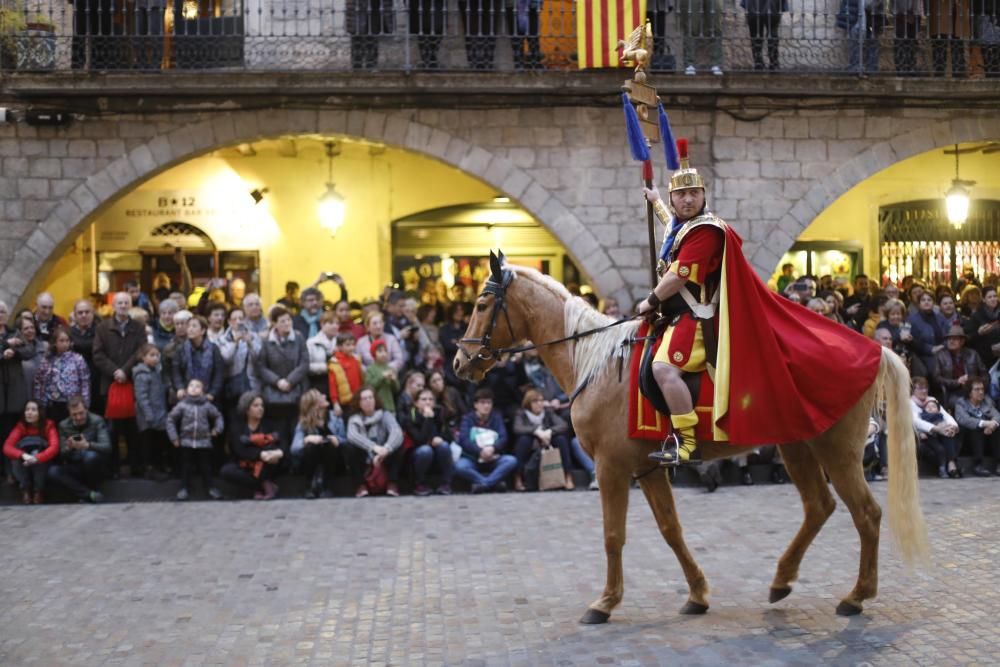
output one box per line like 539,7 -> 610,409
457,269 -> 640,365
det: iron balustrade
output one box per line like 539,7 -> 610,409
0,0 -> 997,75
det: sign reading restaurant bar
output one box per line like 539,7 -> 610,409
99,189 -> 260,252
878,199 -> 1000,288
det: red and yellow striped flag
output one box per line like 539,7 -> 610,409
576,0 -> 648,69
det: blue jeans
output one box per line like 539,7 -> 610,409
848,21 -> 880,73
569,437 -> 595,476
455,454 -> 517,488
48,450 -> 106,499
411,443 -> 455,485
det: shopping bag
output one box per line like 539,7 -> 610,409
364,460 -> 389,495
538,445 -> 566,491
105,381 -> 136,420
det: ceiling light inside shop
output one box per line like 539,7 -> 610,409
317,142 -> 346,237
944,144 -> 975,229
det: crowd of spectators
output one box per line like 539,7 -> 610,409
777,264 -> 1000,481
0,265 -> 604,504
5,258 -> 999,504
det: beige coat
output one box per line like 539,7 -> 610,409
929,0 -> 972,37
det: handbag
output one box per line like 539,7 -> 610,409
538,445 -> 566,491
105,381 -> 136,420
15,435 -> 48,455
364,460 -> 389,495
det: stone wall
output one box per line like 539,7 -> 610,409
1,103 -> 999,310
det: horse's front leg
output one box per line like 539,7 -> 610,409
580,459 -> 631,624
638,469 -> 710,614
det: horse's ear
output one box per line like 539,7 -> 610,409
497,249 -> 506,267
489,250 -> 502,281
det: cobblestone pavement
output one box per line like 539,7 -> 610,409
1,478 -> 998,666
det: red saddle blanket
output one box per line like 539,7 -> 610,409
627,320 -> 718,442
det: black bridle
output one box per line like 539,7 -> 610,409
457,268 -> 641,366
457,269 -> 519,364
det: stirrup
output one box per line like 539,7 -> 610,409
648,432 -> 701,467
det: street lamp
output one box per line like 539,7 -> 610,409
945,144 -> 974,229
317,141 -> 346,236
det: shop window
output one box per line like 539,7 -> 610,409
771,243 -> 862,292
879,200 -> 1000,288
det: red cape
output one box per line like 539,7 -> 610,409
712,225 -> 882,444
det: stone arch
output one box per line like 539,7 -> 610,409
3,109 -> 623,307
748,115 -> 1000,276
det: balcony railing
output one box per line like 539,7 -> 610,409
0,0 -> 997,76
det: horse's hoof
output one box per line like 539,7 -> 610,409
769,586 -> 792,603
579,608 -> 611,624
835,600 -> 863,617
679,600 -> 709,615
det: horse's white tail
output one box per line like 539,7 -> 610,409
877,346 -> 929,566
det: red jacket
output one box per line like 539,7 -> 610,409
3,420 -> 60,464
334,351 -> 363,395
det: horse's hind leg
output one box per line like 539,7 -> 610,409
769,443 -> 836,603
809,430 -> 882,616
580,461 -> 631,624
638,470 -> 710,614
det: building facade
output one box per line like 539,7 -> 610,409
2,65 -> 1000,308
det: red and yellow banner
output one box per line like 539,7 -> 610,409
576,0 -> 648,69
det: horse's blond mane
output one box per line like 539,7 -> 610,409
507,265 -> 639,393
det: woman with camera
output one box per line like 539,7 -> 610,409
3,400 -> 59,504
217,306 -> 262,421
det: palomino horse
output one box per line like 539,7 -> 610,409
453,255 -> 928,623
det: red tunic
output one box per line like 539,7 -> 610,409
656,225 -> 724,371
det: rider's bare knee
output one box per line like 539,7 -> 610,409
652,361 -> 680,385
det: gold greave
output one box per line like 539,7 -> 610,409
670,410 -> 699,460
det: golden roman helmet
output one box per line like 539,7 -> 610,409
668,137 -> 706,194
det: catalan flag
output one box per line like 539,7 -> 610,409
576,0 -> 648,69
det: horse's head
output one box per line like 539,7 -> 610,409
453,250 -> 521,382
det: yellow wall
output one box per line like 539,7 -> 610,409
795,144 -> 1000,279
38,139 -> 499,313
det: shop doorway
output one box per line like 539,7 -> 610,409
96,222 -> 260,303
391,199 -> 589,302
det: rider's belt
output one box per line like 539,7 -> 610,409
679,284 -> 719,320
658,282 -> 719,321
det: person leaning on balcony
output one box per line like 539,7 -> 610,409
930,0 -> 971,76
346,0 -> 395,69
132,0 -> 166,71
741,0 -> 788,71
893,0 -> 925,74
677,0 -> 725,75
505,0 -> 543,70
973,0 -> 1000,76
837,0 -> 887,73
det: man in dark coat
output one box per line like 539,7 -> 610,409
33,292 -> 69,343
933,325 -> 986,411
92,292 -> 147,476
69,299 -> 101,412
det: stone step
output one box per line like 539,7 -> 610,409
1,458 -> 995,505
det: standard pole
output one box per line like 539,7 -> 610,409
643,158 -> 657,289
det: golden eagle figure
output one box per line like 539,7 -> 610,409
617,20 -> 653,82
